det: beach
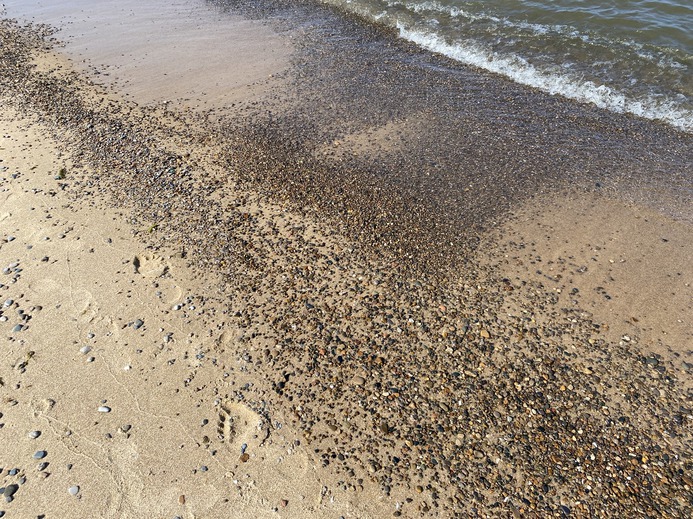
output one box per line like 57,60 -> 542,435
1,1 -> 692,517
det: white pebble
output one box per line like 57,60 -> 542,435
68,485 -> 79,496
98,406 -> 111,413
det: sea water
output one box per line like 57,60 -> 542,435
322,0 -> 693,132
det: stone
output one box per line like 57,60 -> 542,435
68,486 -> 79,496
3,485 -> 18,498
132,319 -> 144,330
98,406 -> 111,413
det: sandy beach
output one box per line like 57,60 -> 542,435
1,2 -> 692,518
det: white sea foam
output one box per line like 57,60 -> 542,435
397,24 -> 693,132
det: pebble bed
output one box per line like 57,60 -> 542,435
0,13 -> 692,518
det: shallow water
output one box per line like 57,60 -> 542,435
323,0 -> 693,131
2,0 -> 291,107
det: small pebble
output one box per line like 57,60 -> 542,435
80,346 -> 92,354
68,485 -> 79,496
33,450 -> 47,459
98,406 -> 111,413
28,431 -> 41,439
3,484 -> 18,499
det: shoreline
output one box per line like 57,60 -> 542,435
1,10 -> 692,519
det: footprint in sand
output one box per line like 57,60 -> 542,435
29,278 -> 98,320
132,253 -> 169,278
217,401 -> 269,455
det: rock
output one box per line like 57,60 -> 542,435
80,346 -> 92,354
352,375 -> 366,386
132,319 -> 144,330
98,406 -> 111,413
33,450 -> 47,459
68,486 -> 79,496
3,484 -> 18,498
28,431 -> 41,439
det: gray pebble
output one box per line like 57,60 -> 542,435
68,485 -> 79,496
132,319 -> 144,330
80,346 -> 92,355
28,431 -> 41,439
3,484 -> 18,498
12,324 -> 23,332
2,299 -> 12,307
33,450 -> 47,459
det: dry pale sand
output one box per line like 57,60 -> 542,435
0,108 -> 392,518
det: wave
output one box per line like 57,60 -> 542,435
397,24 -> 693,132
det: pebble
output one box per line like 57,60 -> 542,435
80,346 -> 92,354
12,324 -> 23,332
68,486 -> 79,496
132,319 -> 144,330
28,431 -> 41,439
33,450 -> 47,459
98,406 -> 111,413
3,485 -> 18,499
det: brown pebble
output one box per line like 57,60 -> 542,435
281,499 -> 288,507
179,495 -> 186,505
240,453 -> 250,463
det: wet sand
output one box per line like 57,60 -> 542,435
1,2 -> 692,517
